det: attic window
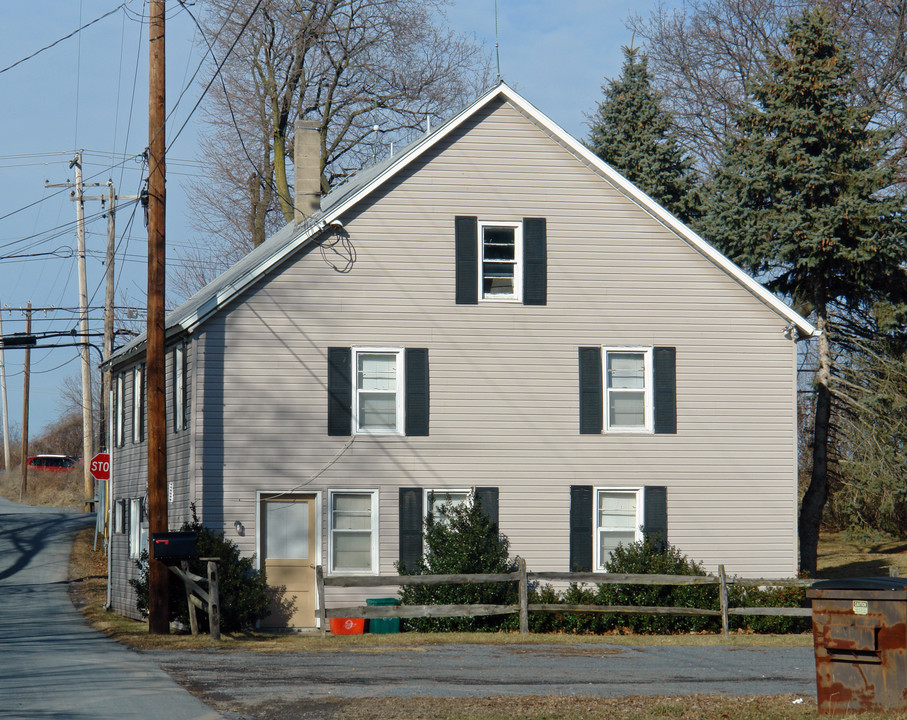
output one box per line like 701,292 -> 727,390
480,221 -> 522,301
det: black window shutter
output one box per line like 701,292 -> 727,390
653,347 -> 677,434
327,347 -> 352,436
405,348 -> 429,436
455,216 -> 478,304
398,488 -> 423,571
569,485 -> 593,572
474,487 -> 499,531
643,486 -> 668,547
578,347 -> 603,434
522,217 -> 547,306
123,500 -> 129,537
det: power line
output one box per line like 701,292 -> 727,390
0,2 -> 133,76
168,0 -> 265,150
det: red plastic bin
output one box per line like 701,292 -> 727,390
330,617 -> 365,635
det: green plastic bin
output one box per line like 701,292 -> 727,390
366,597 -> 400,634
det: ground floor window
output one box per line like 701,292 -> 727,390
129,497 -> 147,560
425,489 -> 471,524
328,490 -> 378,574
595,487 -> 643,570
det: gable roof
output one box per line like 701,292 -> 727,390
111,83 -> 815,365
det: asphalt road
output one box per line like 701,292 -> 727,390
0,496 -> 222,720
0,495 -> 817,719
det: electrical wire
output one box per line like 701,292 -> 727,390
0,2 -> 132,76
118,0 -> 146,190
167,0 -> 265,150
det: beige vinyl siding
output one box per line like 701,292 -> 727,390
193,97 -> 798,599
108,341 -> 195,618
109,97 -> 800,620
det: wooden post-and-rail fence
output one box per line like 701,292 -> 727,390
316,561 -> 813,638
168,558 -> 221,640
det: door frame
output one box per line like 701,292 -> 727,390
255,490 -> 323,626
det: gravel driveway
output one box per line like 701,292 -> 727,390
147,641 -> 815,718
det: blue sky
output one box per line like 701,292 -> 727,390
0,0 -> 678,443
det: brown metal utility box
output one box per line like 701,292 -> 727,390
807,577 -> 907,715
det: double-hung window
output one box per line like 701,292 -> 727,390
479,221 -> 522,301
329,490 -> 378,574
425,489 -> 471,524
594,488 -> 643,570
133,365 -> 144,444
328,347 -> 429,437
354,348 -> 404,434
173,343 -> 186,432
455,216 -> 546,305
115,373 -> 125,448
129,497 -> 147,560
604,348 -> 652,432
578,346 -> 675,435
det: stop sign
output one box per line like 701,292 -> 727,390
89,453 -> 111,481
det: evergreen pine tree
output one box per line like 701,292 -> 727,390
587,46 -> 696,221
697,9 -> 907,573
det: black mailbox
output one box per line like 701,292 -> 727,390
151,532 -> 198,563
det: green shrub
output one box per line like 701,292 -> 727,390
728,583 -> 810,633
130,506 -> 270,633
594,534 -> 719,633
397,495 -> 518,632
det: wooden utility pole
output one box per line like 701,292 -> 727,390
0,308 -> 10,471
71,153 -> 96,512
19,303 -> 30,501
147,0 -> 169,635
46,160 -> 104,511
99,182 -> 116,452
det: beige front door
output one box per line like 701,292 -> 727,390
260,494 -> 318,628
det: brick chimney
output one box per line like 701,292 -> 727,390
294,119 -> 321,224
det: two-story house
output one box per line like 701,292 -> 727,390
106,83 -> 814,628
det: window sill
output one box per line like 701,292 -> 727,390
353,431 -> 406,439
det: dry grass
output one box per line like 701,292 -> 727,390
816,532 -> 907,578
0,466 -> 85,508
309,695 -> 907,720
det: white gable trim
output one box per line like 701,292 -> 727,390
492,86 -> 816,337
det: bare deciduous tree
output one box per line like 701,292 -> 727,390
173,0 -> 491,298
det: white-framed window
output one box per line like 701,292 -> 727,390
425,489 -> 471,524
604,347 -> 653,433
328,490 -> 378,574
594,487 -> 643,571
129,497 -> 147,560
173,343 -> 186,432
115,373 -> 124,448
133,365 -> 144,444
479,220 -> 522,301
113,498 -> 124,534
353,348 -> 404,435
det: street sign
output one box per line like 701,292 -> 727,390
89,453 -> 110,481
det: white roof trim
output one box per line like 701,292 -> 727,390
491,86 -> 816,337
176,84 -> 513,334
133,82 -> 815,351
